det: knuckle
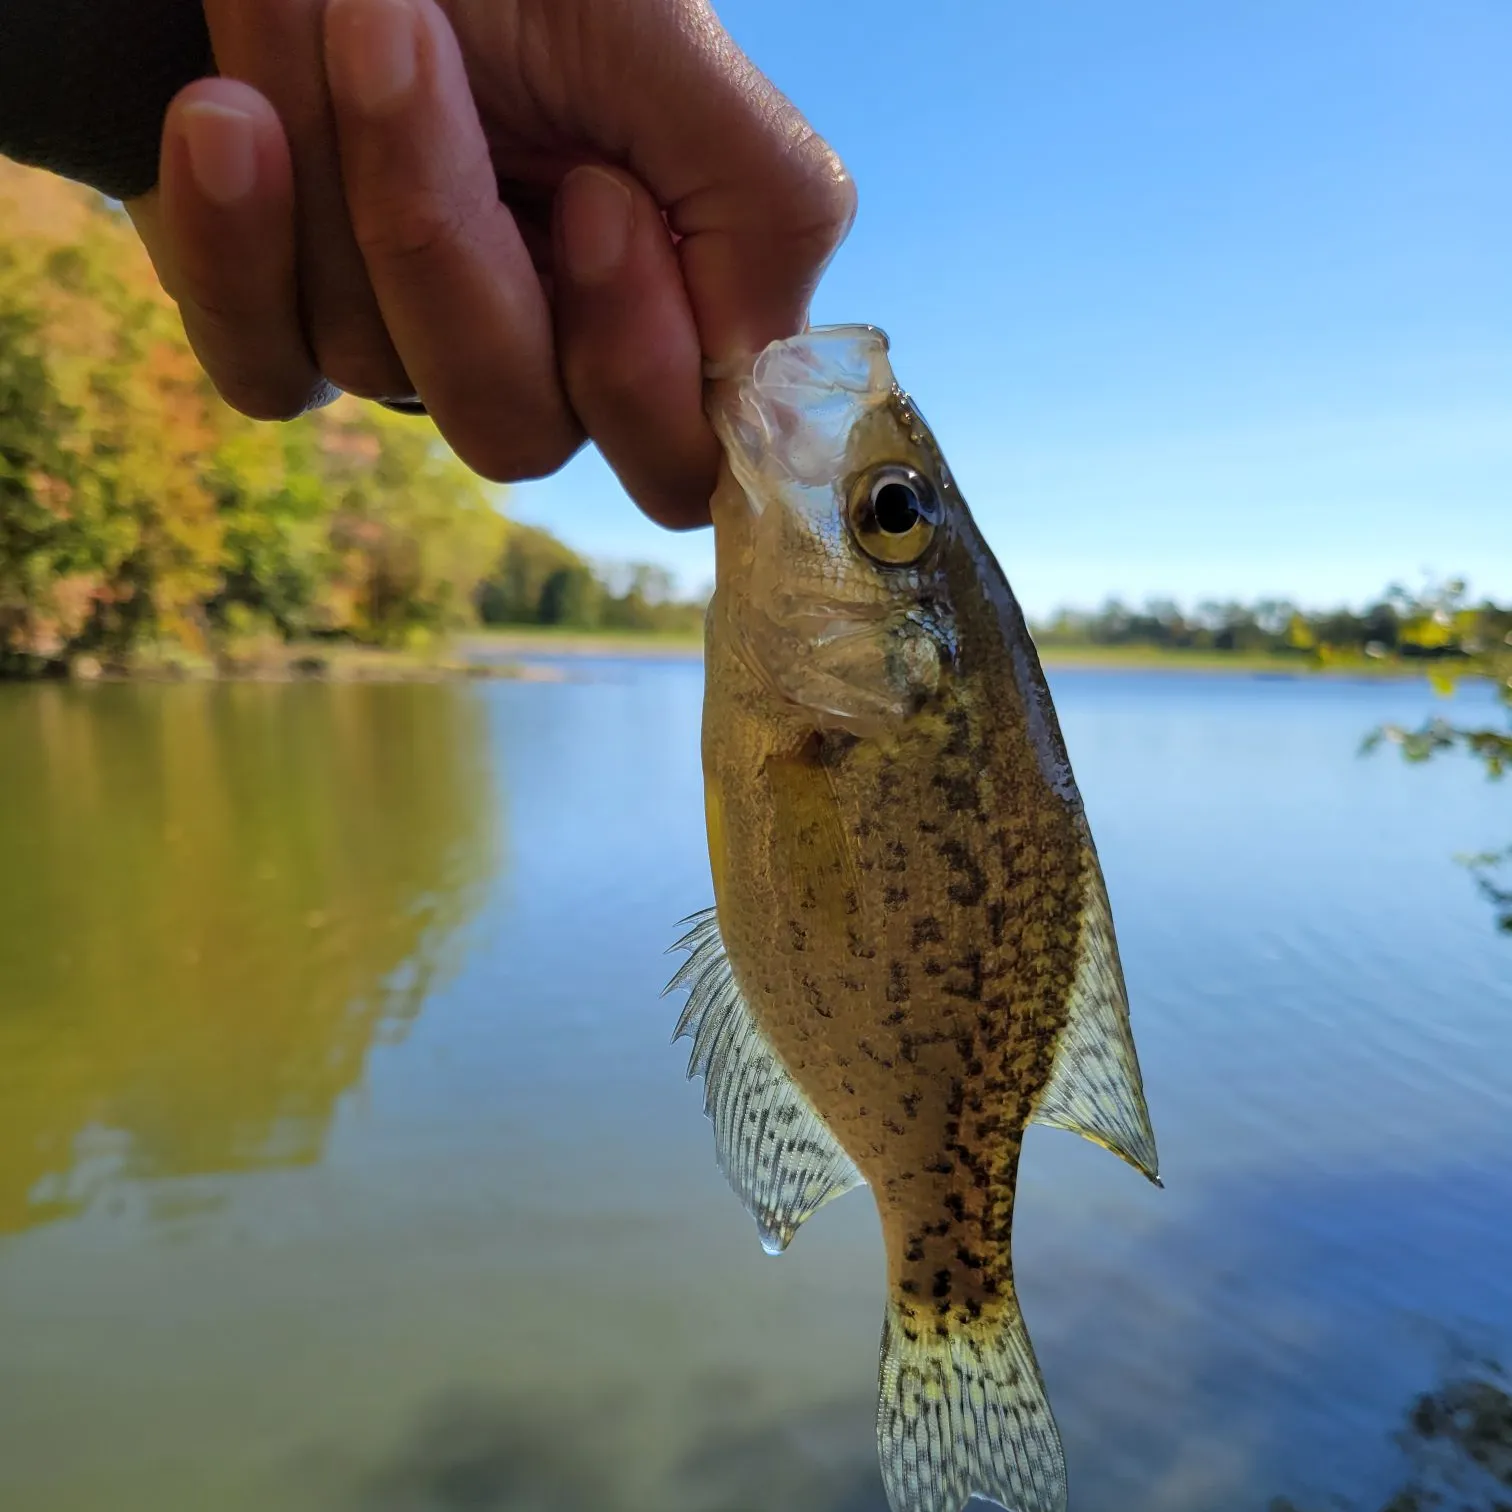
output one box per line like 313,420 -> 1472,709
350,188 -> 473,268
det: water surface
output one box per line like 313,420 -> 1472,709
1,669 -> 1508,1512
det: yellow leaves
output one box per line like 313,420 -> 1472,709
0,160 -> 511,663
1285,612 -> 1316,650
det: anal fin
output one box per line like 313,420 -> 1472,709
665,907 -> 863,1252
1031,855 -> 1161,1185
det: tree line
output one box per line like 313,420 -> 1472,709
0,162 -> 701,675
1032,588 -> 1512,663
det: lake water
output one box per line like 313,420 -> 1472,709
0,666 -> 1508,1512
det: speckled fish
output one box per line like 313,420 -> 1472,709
665,325 -> 1160,1512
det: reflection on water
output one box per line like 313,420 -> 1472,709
0,666 -> 1509,1512
0,682 -> 498,1236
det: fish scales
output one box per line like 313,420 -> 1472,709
711,608 -> 1086,1325
669,325 -> 1160,1512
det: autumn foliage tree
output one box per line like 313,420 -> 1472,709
0,161 -> 506,671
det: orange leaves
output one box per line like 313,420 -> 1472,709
0,160 -> 509,667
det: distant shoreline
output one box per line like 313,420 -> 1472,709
9,632 -> 1445,684
461,629 -> 1431,680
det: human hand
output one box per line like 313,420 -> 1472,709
124,0 -> 855,528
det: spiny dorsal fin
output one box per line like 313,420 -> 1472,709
665,908 -> 864,1253
1031,857 -> 1161,1185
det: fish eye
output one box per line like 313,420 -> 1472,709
846,465 -> 941,566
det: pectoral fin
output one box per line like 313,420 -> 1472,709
1031,857 -> 1161,1185
665,908 -> 864,1253
764,734 -> 861,929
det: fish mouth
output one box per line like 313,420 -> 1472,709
708,326 -> 897,499
703,324 -> 889,384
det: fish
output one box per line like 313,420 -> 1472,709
665,324 -> 1160,1512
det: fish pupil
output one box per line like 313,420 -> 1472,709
873,481 -> 921,534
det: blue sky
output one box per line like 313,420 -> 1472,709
509,0 -> 1511,620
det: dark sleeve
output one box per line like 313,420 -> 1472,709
0,0 -> 212,201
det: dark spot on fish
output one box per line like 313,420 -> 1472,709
956,1246 -> 985,1270
846,928 -> 877,961
935,1321 -> 951,1337
801,975 -> 832,1020
925,1158 -> 955,1175
922,958 -> 946,977
931,1271 -> 952,1299
938,841 -> 987,906
884,1007 -> 907,1025
964,1297 -> 983,1320
918,818 -> 941,835
905,1240 -> 925,1263
787,920 -> 808,952
883,884 -> 909,912
883,1115 -> 906,1135
818,730 -> 860,767
910,915 -> 943,949
901,1091 -> 921,1119
841,974 -> 862,993
900,1279 -> 919,1296
932,771 -> 982,816
985,899 -> 1006,947
944,1193 -> 967,1222
883,841 -> 909,873
942,707 -> 973,759
887,961 -> 910,1004
841,1078 -> 856,1096
945,949 -> 985,1002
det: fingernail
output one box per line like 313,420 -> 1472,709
328,0 -> 417,115
559,167 -> 634,285
180,102 -> 257,208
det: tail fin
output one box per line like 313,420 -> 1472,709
877,1301 -> 1067,1512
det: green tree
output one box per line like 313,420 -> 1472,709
0,159 -> 510,669
538,563 -> 603,627
476,521 -> 593,625
1364,579 -> 1512,932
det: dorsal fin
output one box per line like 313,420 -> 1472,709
665,908 -> 864,1253
1031,859 -> 1161,1185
